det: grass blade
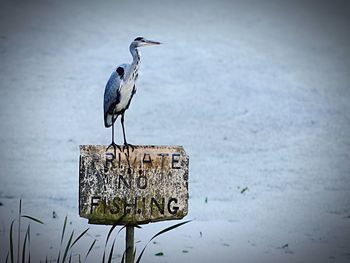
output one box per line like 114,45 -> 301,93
5,251 -> 9,263
102,214 -> 126,263
149,220 -> 191,241
57,216 -> 68,263
10,219 -> 15,263
106,224 -> 118,245
61,216 -> 68,244
22,225 -> 30,263
103,224 -> 118,263
117,225 -> 126,235
84,239 -> 96,262
18,199 -> 22,263
71,228 -> 89,248
120,249 -> 126,263
27,224 -> 31,247
133,248 -> 137,262
107,238 -> 116,263
68,252 -> 72,263
135,220 -> 191,263
62,230 -> 74,263
21,215 -> 44,225
27,226 -> 31,262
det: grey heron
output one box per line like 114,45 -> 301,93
104,37 -> 161,153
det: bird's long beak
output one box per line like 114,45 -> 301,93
144,39 -> 161,45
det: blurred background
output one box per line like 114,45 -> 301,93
1,0 -> 350,262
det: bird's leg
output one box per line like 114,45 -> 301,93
106,115 -> 121,154
121,113 -> 134,155
106,121 -> 117,155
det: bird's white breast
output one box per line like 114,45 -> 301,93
116,79 -> 135,112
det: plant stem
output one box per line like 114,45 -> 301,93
17,199 -> 22,263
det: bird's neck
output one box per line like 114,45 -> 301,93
130,46 -> 140,62
129,46 -> 141,74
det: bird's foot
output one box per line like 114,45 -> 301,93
122,143 -> 135,155
106,142 -> 122,154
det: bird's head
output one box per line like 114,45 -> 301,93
132,37 -> 161,47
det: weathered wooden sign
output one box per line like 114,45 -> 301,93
79,145 -> 189,225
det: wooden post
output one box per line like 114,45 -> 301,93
125,225 -> 134,263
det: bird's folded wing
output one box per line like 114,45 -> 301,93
103,71 -> 121,126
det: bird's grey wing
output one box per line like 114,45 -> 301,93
115,63 -> 129,92
113,63 -> 130,94
103,71 -> 122,127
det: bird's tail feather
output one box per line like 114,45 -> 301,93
104,113 -> 118,127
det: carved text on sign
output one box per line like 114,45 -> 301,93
79,145 -> 189,225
